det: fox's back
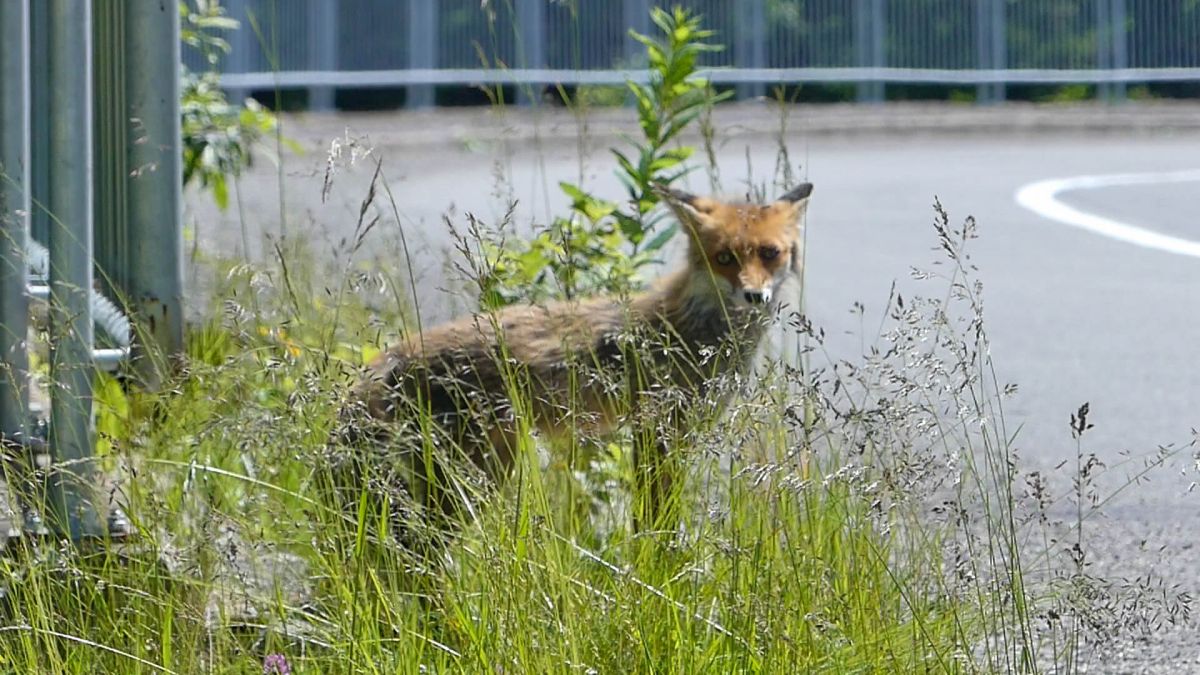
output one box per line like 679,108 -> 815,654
355,294 -> 629,430
352,272 -> 766,435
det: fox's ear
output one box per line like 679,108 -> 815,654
778,184 -> 812,275
776,182 -> 814,221
653,183 -> 717,230
779,183 -> 813,203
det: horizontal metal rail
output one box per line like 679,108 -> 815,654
26,285 -> 129,372
218,66 -> 1200,89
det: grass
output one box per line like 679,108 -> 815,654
0,284 -> 971,673
3,171 -> 1187,672
3,108 -> 1193,675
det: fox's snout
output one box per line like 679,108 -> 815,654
742,287 -> 770,305
735,267 -> 781,307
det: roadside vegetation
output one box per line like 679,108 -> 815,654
0,4 -> 1190,674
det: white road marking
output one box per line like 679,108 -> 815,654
1015,170 -> 1200,259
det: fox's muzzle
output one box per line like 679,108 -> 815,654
743,288 -> 770,305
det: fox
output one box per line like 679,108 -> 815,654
331,182 -> 813,550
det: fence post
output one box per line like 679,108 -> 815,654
308,0 -> 337,111
1095,0 -> 1112,101
28,1 -> 49,245
975,0 -> 991,103
623,0 -> 650,66
1110,0 -> 1127,101
224,0 -> 251,105
736,0 -> 768,100
516,0 -> 546,106
855,0 -> 885,103
976,0 -> 1007,103
407,0 -> 436,108
0,0 -> 30,451
990,0 -> 1007,102
44,0 -> 104,540
124,0 -> 184,384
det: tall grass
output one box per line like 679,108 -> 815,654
2,157 -> 1187,672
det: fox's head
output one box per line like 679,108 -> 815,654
657,183 -> 813,308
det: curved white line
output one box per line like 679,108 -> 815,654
1015,169 -> 1200,259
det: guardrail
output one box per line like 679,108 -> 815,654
199,0 -> 1200,108
0,0 -> 183,543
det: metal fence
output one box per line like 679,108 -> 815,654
0,0 -> 182,542
197,0 -> 1200,108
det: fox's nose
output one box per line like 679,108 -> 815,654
744,289 -> 768,305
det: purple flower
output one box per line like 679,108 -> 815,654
263,653 -> 291,675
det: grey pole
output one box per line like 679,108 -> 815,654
870,0 -> 885,102
623,0 -> 651,66
45,0 -> 104,539
855,0 -> 885,103
990,0 -> 1007,102
975,0 -> 992,103
736,0 -> 768,101
1096,0 -> 1112,101
407,1 -> 437,108
854,0 -> 870,102
1111,0 -> 1128,101
0,1 -> 30,448
976,0 -> 1008,103
124,0 -> 184,386
225,0 -> 251,105
29,0 -> 49,245
308,0 -> 338,111
516,0 -> 546,106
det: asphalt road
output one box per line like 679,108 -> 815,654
186,103 -> 1200,671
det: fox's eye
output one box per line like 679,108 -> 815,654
759,246 -> 780,261
715,250 -> 736,266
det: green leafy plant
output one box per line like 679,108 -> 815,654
479,7 -> 729,308
180,0 -> 282,210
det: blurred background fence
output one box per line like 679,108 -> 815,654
197,0 -> 1200,108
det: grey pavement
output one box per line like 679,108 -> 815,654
185,101 -> 1200,672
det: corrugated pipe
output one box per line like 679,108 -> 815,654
25,238 -> 131,369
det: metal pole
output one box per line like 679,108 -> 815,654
991,0 -> 1007,102
855,0 -> 885,103
0,0 -> 30,448
407,0 -> 436,108
225,0 -> 251,105
736,0 -> 768,100
975,0 -> 991,103
516,0 -> 546,106
125,0 -> 184,386
870,0 -> 885,102
1096,0 -> 1112,101
45,0 -> 104,539
622,0 -> 651,108
1111,0 -> 1128,101
29,0 -> 49,245
623,0 -> 651,65
854,0 -> 870,101
308,0 -> 338,111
